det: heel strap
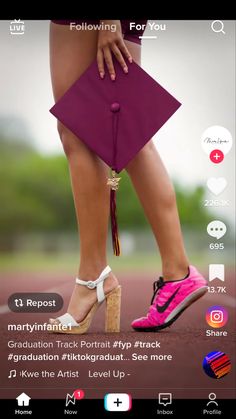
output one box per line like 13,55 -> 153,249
75,265 -> 111,303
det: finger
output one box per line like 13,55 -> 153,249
117,40 -> 133,63
103,47 -> 116,80
97,48 -> 105,79
111,43 -> 128,73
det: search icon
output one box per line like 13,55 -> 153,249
211,20 -> 225,34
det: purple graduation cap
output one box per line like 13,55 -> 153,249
50,59 -> 181,256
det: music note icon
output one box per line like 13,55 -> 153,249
8,369 -> 16,378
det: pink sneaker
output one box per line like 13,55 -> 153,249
131,265 -> 208,332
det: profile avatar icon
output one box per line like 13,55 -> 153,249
203,351 -> 231,379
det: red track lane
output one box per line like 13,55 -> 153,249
0,272 -> 235,400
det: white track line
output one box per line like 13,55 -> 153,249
0,304 -> 9,314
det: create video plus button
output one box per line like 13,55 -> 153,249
8,293 -> 63,313
104,393 -> 132,412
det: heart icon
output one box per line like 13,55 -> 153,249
207,177 -> 227,196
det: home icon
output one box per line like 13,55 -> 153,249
16,392 -> 31,406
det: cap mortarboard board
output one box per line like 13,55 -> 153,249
50,59 -> 181,255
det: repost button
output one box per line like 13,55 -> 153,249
8,293 -> 63,313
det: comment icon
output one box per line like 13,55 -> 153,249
207,220 -> 227,240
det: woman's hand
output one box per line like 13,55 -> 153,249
97,20 -> 132,80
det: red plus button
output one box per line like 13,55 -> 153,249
210,149 -> 224,164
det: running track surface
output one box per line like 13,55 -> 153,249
0,271 -> 235,399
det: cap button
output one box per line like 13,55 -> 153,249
110,102 -> 120,113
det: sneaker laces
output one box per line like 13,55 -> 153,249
151,277 -> 165,305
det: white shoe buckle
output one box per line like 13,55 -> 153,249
86,281 -> 96,289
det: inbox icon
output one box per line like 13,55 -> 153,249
158,393 -> 172,406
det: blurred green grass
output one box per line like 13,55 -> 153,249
0,251 -> 216,274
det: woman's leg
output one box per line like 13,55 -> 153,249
127,144 -> 189,280
125,42 -> 207,332
50,23 -> 118,322
125,41 -> 189,280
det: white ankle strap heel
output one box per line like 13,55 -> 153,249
75,265 -> 111,303
49,265 -> 121,334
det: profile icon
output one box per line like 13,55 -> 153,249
206,393 -> 218,407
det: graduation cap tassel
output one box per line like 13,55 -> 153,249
107,169 -> 121,256
110,187 -> 120,256
107,106 -> 121,256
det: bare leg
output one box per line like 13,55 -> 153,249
127,143 -> 189,280
125,41 -> 189,280
50,23 -> 118,322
